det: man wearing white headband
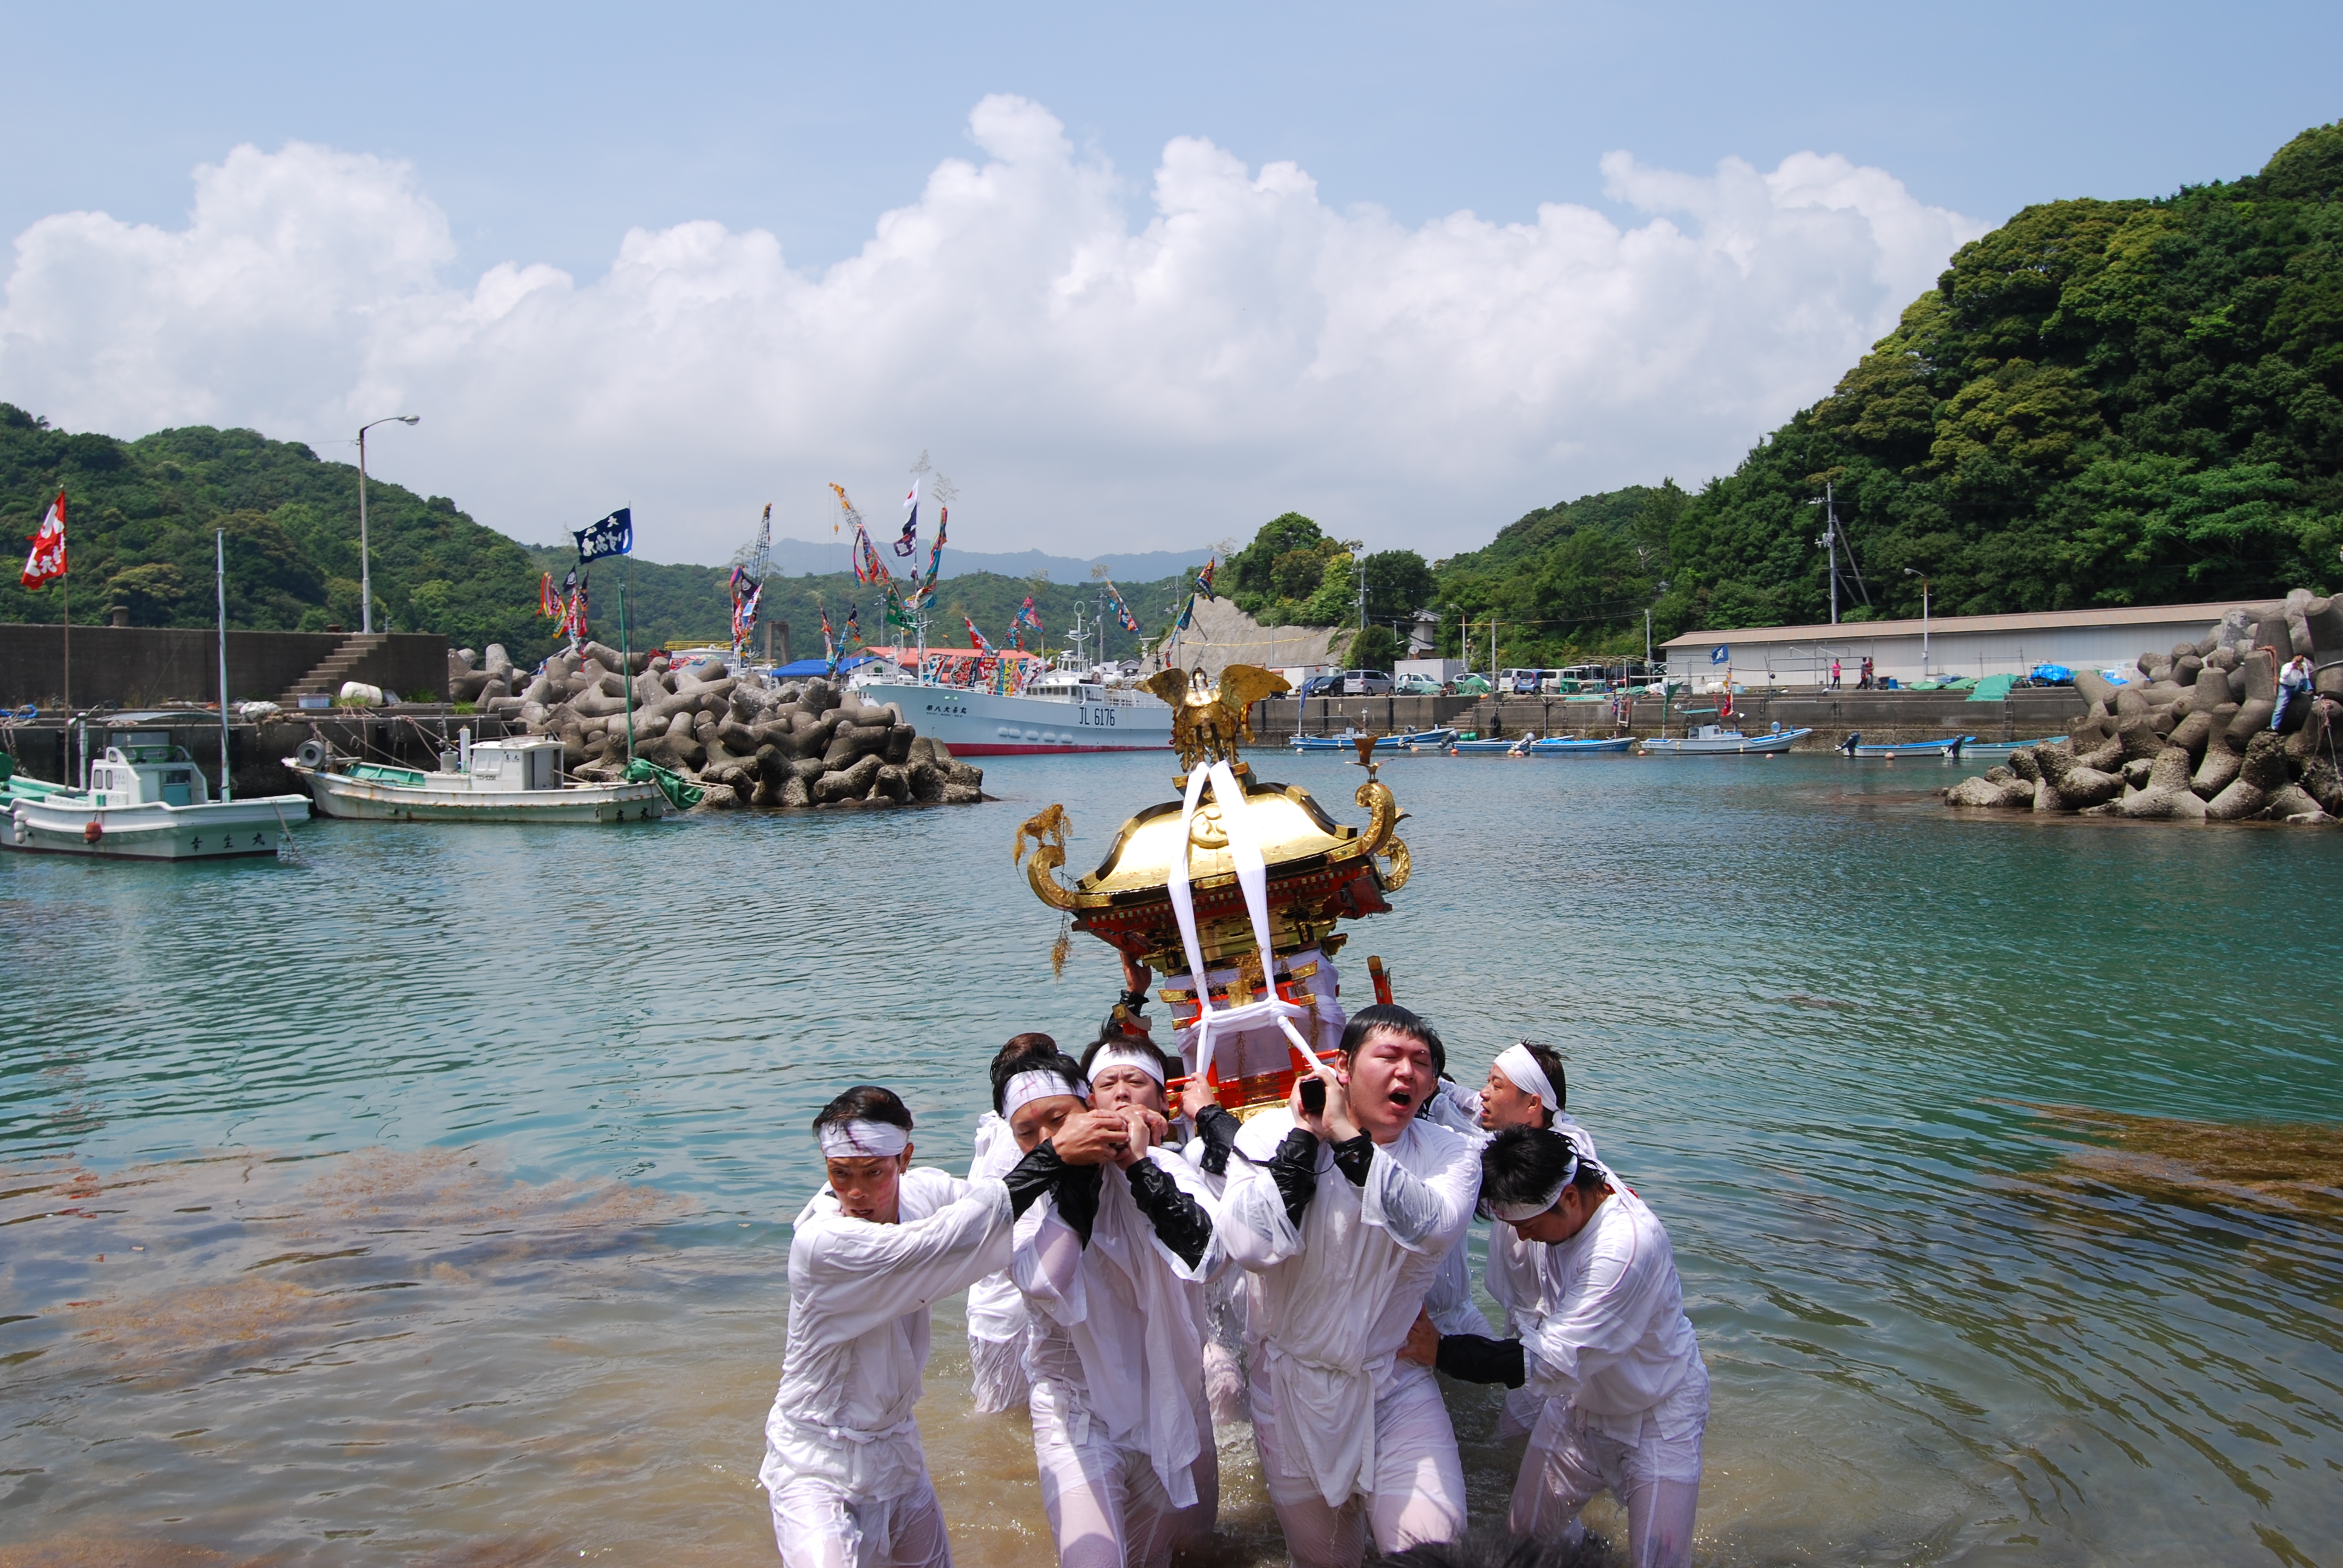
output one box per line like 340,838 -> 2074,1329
966,1033 -> 1064,1416
759,1083 -> 1084,1568
995,1048 -> 1224,1568
1423,1125 -> 1708,1568
1217,1002 -> 1481,1567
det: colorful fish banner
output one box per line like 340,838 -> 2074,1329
1105,579 -> 1141,633
563,572 -> 589,642
821,603 -> 838,674
907,506 -> 948,607
539,572 -> 560,620
845,603 -> 862,646
964,615 -> 995,656
1012,595 -> 1042,650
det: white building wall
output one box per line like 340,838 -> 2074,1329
1676,613 -> 2227,687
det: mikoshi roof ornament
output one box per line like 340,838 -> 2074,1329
1014,664 -> 1412,1117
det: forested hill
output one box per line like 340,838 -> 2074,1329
0,405 -> 1188,666
1426,119 -> 2343,666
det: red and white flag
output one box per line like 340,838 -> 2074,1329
20,491 -> 65,589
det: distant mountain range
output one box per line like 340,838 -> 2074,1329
767,537 -> 1214,583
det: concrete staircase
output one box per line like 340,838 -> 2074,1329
278,633 -> 390,708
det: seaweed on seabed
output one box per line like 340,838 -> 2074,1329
2016,1102 -> 2343,1221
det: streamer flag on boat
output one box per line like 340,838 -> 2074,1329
1106,580 -> 1141,633
1012,596 -> 1042,650
884,580 -> 915,632
574,508 -> 632,563
821,604 -> 839,676
1175,593 -> 1197,631
896,479 -> 920,557
908,507 -> 948,608
20,491 -> 65,588
965,615 -> 995,656
730,569 -> 762,650
539,572 -> 560,619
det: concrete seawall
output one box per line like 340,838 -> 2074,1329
1247,688 -> 2088,750
0,625 -> 448,710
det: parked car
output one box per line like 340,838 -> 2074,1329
1394,673 -> 1443,696
1298,674 -> 1343,701
1335,668 -> 1395,696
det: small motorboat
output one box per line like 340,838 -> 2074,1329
1524,735 -> 1634,756
1837,733 -> 1974,759
1400,728 -> 1459,752
1952,736 -> 2065,759
4,731 -> 310,860
285,736 -> 670,823
1448,734 -> 1530,755
1292,729 -> 1452,754
1640,723 -> 1811,756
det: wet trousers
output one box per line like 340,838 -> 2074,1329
1509,1390 -> 1704,1568
768,1470 -> 952,1568
1250,1362 -> 1466,1568
1032,1409 -> 1217,1568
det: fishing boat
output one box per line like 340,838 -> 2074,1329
1524,735 -> 1635,756
1448,735 -> 1530,755
4,730 -> 310,859
1292,729 -> 1452,754
284,736 -> 669,823
1639,723 -> 1811,756
1953,736 -> 2066,759
1837,733 -> 1974,759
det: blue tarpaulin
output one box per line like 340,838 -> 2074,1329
771,653 -> 890,678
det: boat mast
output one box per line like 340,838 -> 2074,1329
215,529 -> 233,802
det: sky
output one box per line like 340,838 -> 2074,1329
0,2 -> 2335,565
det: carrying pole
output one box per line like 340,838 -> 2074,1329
216,530 -> 234,802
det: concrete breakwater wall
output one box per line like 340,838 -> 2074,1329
1248,688 -> 2086,750
0,624 -> 447,710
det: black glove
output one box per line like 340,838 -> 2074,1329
1435,1333 -> 1526,1388
1126,1158 -> 1213,1269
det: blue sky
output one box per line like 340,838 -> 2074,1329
1,2 -> 2335,560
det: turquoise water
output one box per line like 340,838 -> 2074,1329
3,751 -> 2339,1566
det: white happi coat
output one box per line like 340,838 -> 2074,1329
1220,1109 -> 1480,1506
1485,1181 -> 1703,1440
759,1168 -> 1014,1503
1012,1148 -> 1224,1506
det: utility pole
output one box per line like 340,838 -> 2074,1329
1904,568 -> 1930,676
356,414 -> 420,635
1810,480 -> 1841,626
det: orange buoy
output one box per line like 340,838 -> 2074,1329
83,820 -> 103,844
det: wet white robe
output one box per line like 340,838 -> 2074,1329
1014,1148 -> 1224,1566
759,1167 -> 1014,1566
1220,1109 -> 1480,1512
963,1114 -> 1030,1413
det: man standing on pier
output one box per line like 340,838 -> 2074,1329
1217,1004 -> 1481,1567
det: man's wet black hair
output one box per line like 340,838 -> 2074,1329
1478,1125 -> 1603,1218
812,1084 -> 914,1138
1339,1002 -> 1445,1077
991,1050 -> 1088,1116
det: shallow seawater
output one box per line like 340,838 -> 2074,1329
2,751 -> 2339,1566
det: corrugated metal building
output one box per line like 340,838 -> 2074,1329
1660,600 -> 2264,688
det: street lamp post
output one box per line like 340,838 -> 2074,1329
356,415 -> 421,634
1903,568 -> 1930,677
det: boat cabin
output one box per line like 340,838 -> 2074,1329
87,734 -> 211,808
462,738 -> 563,790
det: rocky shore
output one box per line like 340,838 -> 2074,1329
447,644 -> 983,809
1946,594 -> 2339,824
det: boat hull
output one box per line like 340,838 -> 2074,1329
7,794 -> 309,860
1526,736 -> 1635,754
290,766 -> 666,823
857,681 -> 1172,756
1640,728 -> 1812,756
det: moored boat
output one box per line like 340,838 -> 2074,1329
1448,735 -> 1530,755
285,737 -> 667,823
1524,735 -> 1635,755
1639,723 -> 1811,756
4,731 -> 310,860
1838,733 -> 1974,758
1953,736 -> 2065,759
1294,728 -> 1453,754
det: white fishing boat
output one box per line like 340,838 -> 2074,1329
850,653 -> 1172,756
1639,722 -> 1812,756
284,736 -> 668,823
4,731 -> 310,860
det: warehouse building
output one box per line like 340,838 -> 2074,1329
1660,599 -> 2268,688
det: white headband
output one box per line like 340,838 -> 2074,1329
1002,1069 -> 1086,1118
1087,1045 -> 1166,1087
818,1119 -> 909,1160
1490,1141 -> 1580,1224
1494,1044 -> 1559,1115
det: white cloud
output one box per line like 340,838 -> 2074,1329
0,96 -> 1984,561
